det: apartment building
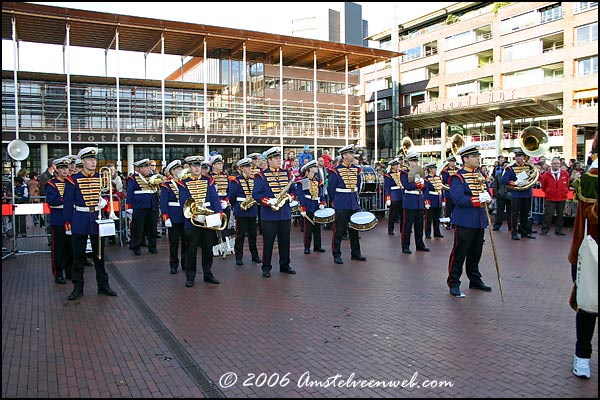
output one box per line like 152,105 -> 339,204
364,1 -> 598,163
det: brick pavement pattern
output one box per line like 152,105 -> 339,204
2,221 -> 597,397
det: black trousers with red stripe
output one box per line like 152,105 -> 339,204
332,209 -> 361,259
424,207 -> 442,237
401,208 -> 425,250
168,222 -> 187,270
387,200 -> 403,234
71,233 -> 108,290
261,220 -> 291,272
235,216 -> 260,262
447,226 -> 484,289
51,225 -> 72,279
303,212 -> 322,250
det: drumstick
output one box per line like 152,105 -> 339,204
305,214 -> 315,225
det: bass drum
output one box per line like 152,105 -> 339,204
313,207 -> 335,224
348,211 -> 378,232
359,165 -> 378,198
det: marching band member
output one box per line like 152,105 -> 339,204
298,160 -> 326,254
441,155 -> 459,229
179,155 -> 223,286
126,159 -> 159,256
328,144 -> 366,265
384,158 -> 403,236
227,157 -> 261,266
247,152 -> 264,234
423,162 -> 444,239
65,154 -> 77,176
252,147 -> 297,278
446,145 -> 493,298
160,160 -> 187,274
63,147 -> 116,300
209,153 -> 231,219
501,148 -> 536,240
45,157 -> 73,284
400,151 -> 429,254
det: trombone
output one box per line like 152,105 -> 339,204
98,166 -> 118,260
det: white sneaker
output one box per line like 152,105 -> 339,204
572,355 -> 591,379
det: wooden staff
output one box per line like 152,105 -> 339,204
479,175 -> 504,301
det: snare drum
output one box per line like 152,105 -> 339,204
289,200 -> 299,213
359,165 -> 378,198
313,207 -> 335,224
348,211 -> 378,231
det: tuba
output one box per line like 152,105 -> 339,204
438,133 -> 465,190
401,136 -> 414,158
510,126 -> 550,191
182,198 -> 228,230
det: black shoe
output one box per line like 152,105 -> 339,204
236,259 -> 244,265
351,255 -> 367,261
449,287 -> 464,297
469,282 -> 492,291
434,234 -> 445,238
388,232 -> 395,236
252,257 -> 262,263
262,271 -> 271,278
512,233 -> 520,240
342,234 -> 349,240
55,277 -> 66,284
425,235 -> 431,239
170,267 -> 177,274
445,225 -> 452,230
531,230 -> 538,234
313,248 -> 325,253
98,287 -> 117,296
280,267 -> 296,274
555,231 -> 566,236
204,274 -> 220,284
304,249 -> 311,254
492,226 -> 500,231
185,280 -> 194,287
67,288 -> 84,301
133,249 -> 141,256
521,233 -> 536,239
402,248 -> 412,254
149,248 -> 158,254
540,229 -> 549,236
334,257 -> 344,264
416,247 -> 430,252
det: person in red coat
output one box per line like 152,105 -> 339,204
539,156 -> 570,235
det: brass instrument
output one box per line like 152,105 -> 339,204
182,198 -> 228,230
509,126 -> 550,191
401,136 -> 414,158
148,173 -> 166,192
177,168 -> 191,180
98,166 -> 115,260
239,195 -> 258,211
407,165 -> 426,183
271,179 -> 294,211
438,133 -> 465,190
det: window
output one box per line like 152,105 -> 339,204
577,56 -> 599,77
539,4 -> 562,24
500,11 -> 536,34
403,92 -> 425,107
446,55 -> 477,74
400,68 -> 426,85
503,39 -> 539,61
576,23 -> 598,46
504,69 -> 541,89
402,46 -> 422,62
574,2 -> 598,14
447,81 -> 477,98
445,31 -> 472,50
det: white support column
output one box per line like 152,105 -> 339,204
279,47 -> 284,149
374,61 -> 378,164
11,17 -> 19,143
127,144 -> 134,175
243,42 -> 247,155
495,115 -> 503,159
440,121 -> 448,160
66,23 -> 72,154
203,38 -> 208,158
345,55 -> 349,146
161,33 -> 166,169
40,144 -> 48,172
115,28 -> 122,172
313,51 -> 318,158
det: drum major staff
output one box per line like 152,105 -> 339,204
252,147 -> 297,278
63,147 -> 117,301
179,155 -> 223,286
227,157 -> 261,266
298,160 -> 327,254
446,144 -> 493,298
328,144 -> 367,264
160,159 -> 187,275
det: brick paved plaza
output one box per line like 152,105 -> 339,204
2,221 -> 598,398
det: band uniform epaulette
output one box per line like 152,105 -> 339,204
175,180 -> 187,188
65,176 -> 75,185
46,180 -> 57,190
160,181 -> 170,189
228,175 -> 237,182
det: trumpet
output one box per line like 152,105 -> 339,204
182,198 -> 228,230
